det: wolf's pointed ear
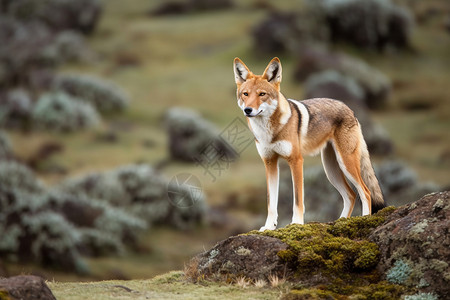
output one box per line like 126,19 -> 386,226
234,58 -> 252,84
262,57 -> 282,85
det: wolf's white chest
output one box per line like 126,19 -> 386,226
256,140 -> 292,158
248,117 -> 292,158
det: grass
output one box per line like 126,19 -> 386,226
48,271 -> 281,300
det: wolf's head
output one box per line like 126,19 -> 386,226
233,57 -> 282,118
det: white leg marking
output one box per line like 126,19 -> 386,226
260,164 -> 279,231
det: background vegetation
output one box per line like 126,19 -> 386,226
0,0 -> 449,282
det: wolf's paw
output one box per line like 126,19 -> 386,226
259,224 -> 277,231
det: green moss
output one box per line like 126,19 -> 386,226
251,212 -> 391,278
0,290 -> 10,300
250,208 -> 407,298
328,206 -> 396,239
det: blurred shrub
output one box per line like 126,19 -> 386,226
252,0 -> 413,54
0,161 -> 45,193
40,31 -> 89,65
32,92 -> 100,132
47,191 -> 147,256
5,0 -> 102,35
0,17 -> 55,88
304,70 -> 393,155
313,0 -> 414,50
305,69 -> 365,102
164,107 -> 237,163
53,74 -> 129,113
0,160 -> 147,271
150,0 -> 233,16
0,131 -> 13,160
58,163 -> 207,229
0,161 -> 85,271
0,89 -> 33,129
294,46 -> 391,109
252,11 -> 328,54
0,17 -> 87,89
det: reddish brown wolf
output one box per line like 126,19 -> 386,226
233,57 -> 385,231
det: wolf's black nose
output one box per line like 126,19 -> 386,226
244,107 -> 253,115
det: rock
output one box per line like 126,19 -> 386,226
164,107 -> 237,163
304,70 -> 393,154
191,234 -> 289,281
188,209 -> 405,298
0,275 -> 56,300
369,191 -> 450,299
294,46 -> 391,109
189,192 -> 448,298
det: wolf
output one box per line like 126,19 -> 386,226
233,57 -> 385,231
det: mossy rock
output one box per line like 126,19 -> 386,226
250,207 -> 396,283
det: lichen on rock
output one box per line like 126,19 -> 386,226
369,191 -> 450,298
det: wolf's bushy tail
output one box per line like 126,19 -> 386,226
359,137 -> 385,213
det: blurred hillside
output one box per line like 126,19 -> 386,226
0,0 -> 449,281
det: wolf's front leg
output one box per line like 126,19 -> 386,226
260,156 -> 279,231
289,156 -> 304,225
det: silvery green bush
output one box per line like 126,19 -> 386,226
6,0 -> 102,35
53,74 -> 129,113
47,190 -> 147,256
58,163 -> 207,229
32,92 -> 99,132
164,107 -> 237,163
0,131 -> 13,159
0,183 -> 85,271
311,0 -> 413,50
0,161 -> 147,271
0,89 -> 33,129
0,161 -> 45,193
0,17 -> 88,90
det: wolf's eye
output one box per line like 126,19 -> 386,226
243,92 -> 248,96
259,92 -> 266,96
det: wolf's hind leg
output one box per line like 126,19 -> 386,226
321,142 -> 356,218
